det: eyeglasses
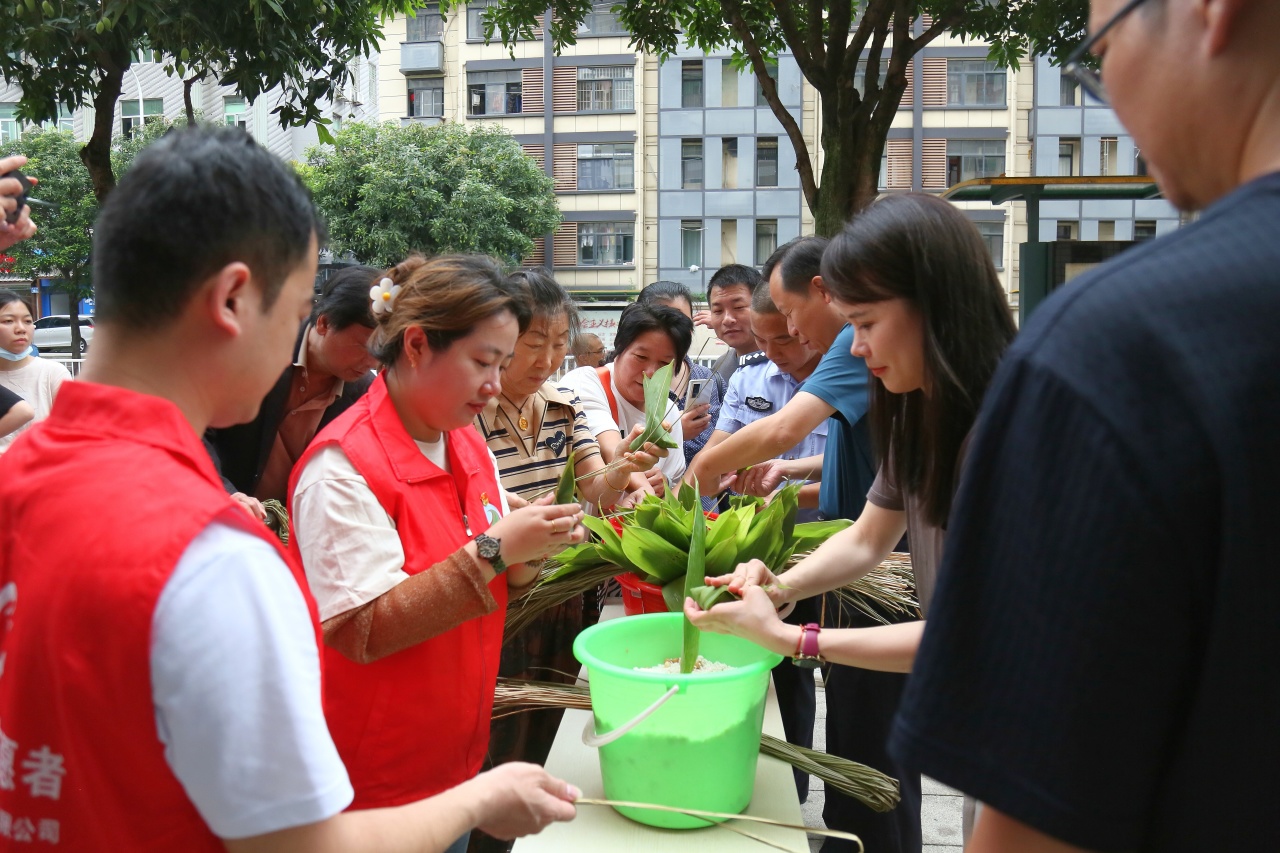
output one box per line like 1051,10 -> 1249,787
1062,0 -> 1150,104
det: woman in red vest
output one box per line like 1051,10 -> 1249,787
290,255 -> 586,849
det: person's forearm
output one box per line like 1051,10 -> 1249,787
776,508 -> 904,601
798,483 -> 821,508
0,402 -> 33,438
323,549 -> 497,664
689,415 -> 814,488
796,622 -> 925,673
781,455 -> 824,482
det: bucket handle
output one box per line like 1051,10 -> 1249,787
581,685 -> 679,748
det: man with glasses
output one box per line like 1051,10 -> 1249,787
571,332 -> 606,368
890,1 -> 1280,851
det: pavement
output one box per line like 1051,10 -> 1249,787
801,672 -> 964,853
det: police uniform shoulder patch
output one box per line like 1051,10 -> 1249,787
738,350 -> 768,367
745,396 -> 773,412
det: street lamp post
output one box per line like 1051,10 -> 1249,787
126,65 -> 144,136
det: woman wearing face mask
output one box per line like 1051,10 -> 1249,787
560,302 -> 693,494
288,255 -> 586,846
687,192 -> 1017,672
0,292 -> 70,455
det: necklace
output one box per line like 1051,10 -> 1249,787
501,393 -> 532,432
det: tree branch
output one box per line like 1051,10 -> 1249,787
721,2 -> 818,209
769,0 -> 812,73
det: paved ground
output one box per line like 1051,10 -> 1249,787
802,672 -> 963,853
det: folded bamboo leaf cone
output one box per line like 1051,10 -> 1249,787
572,612 -> 782,829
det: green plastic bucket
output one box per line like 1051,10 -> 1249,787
573,612 -> 783,829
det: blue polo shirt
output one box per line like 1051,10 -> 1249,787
716,356 -> 828,461
797,324 -> 875,521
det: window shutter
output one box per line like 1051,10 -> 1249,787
900,60 -> 914,108
524,237 -> 547,267
553,143 -> 577,191
923,59 -> 947,106
522,69 -> 544,113
885,140 -> 913,190
522,143 -> 545,170
553,222 -> 579,266
553,66 -> 577,113
922,139 -> 948,190
533,12 -> 545,38
918,13 -> 934,29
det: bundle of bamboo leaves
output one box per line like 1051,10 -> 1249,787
505,481 -> 920,640
493,677 -> 901,813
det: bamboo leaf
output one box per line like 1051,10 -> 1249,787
620,527 -> 690,583
661,576 -> 687,612
554,446 -> 577,504
680,481 -> 706,673
689,583 -> 737,610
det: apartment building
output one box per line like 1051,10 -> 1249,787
1028,55 -> 1179,242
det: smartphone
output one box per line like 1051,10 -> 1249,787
2,170 -> 31,225
687,378 -> 710,405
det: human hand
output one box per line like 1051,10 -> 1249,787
644,466 -> 666,496
0,156 -> 37,251
736,459 -> 790,498
680,401 -> 711,439
468,762 -> 579,840
505,489 -> 531,510
683,584 -> 796,657
692,309 -> 716,330
616,423 -> 668,470
487,502 -> 586,565
705,558 -> 786,600
230,492 -> 267,522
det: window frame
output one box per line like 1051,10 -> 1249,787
407,4 -> 444,41
577,221 -> 636,267
946,60 -> 1007,107
223,96 -> 249,129
945,139 -> 1005,186
755,137 -> 779,187
681,60 -> 704,108
467,0 -> 497,41
755,62 -> 779,106
121,98 -> 165,138
408,78 -> 446,118
754,219 -> 779,266
681,138 -> 704,190
681,220 -> 703,268
576,66 -> 635,112
974,221 -> 1004,270
576,143 -> 635,191
467,70 -> 523,116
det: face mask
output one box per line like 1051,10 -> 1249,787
0,345 -> 33,362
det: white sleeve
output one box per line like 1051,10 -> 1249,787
292,444 -> 410,621
562,367 -> 621,437
151,522 -> 353,839
488,448 -> 510,515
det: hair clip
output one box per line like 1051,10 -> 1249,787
370,277 -> 402,316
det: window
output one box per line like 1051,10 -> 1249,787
1098,220 -> 1116,241
577,1 -> 627,35
577,144 -> 634,190
52,105 -> 73,133
756,137 -> 778,187
721,64 -> 739,107
1058,138 -> 1080,177
134,47 -> 155,64
681,61 -> 704,108
755,219 -> 778,265
0,104 -> 20,144
1135,150 -> 1149,176
681,139 -> 703,189
755,62 -> 778,106
1134,220 -> 1157,241
946,139 -> 1005,185
976,222 -> 1004,269
722,138 -> 738,189
468,70 -> 522,115
947,60 -> 1006,106
1060,75 -> 1080,106
1100,137 -> 1119,176
577,66 -> 634,111
407,4 -> 444,41
681,220 -> 702,268
409,78 -> 445,117
1056,221 -> 1079,241
224,97 -> 249,129
721,219 -> 738,264
578,222 -> 634,266
467,0 -> 496,40
121,98 -> 164,138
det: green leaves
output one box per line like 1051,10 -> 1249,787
680,481 -> 706,673
554,447 -> 578,504
302,122 -> 561,268
628,362 -> 680,451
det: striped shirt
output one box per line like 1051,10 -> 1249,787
475,383 -> 602,500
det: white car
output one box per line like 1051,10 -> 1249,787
32,315 -> 95,355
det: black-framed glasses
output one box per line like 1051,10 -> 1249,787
1062,0 -> 1151,104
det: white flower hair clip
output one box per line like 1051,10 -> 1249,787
370,277 -> 401,316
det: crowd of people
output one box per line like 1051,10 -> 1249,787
1,0 -> 1277,849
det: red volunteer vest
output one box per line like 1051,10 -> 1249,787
289,374 -> 507,809
0,381 -> 322,851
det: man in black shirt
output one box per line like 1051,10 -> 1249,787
890,1 -> 1280,851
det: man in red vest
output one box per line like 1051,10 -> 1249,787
0,127 -> 577,851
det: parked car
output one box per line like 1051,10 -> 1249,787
32,315 -> 94,355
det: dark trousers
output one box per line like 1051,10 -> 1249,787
819,598 -> 922,853
771,595 -> 819,801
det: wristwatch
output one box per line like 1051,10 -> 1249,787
474,533 -> 507,575
792,623 -> 823,669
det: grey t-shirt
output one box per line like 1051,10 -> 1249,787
866,466 -> 945,614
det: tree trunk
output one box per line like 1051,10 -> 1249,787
183,74 -> 202,125
79,61 -> 126,203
